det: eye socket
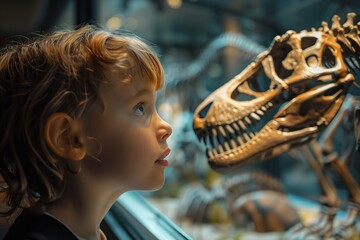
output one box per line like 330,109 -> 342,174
301,37 -> 317,50
134,102 -> 146,116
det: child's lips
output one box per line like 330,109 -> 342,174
155,148 -> 171,167
155,159 -> 169,167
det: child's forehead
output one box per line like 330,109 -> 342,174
94,70 -> 155,111
103,63 -> 159,89
100,66 -> 157,97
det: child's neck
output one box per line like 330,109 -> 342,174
45,171 -> 123,240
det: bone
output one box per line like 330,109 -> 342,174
226,124 -> 235,134
238,120 -> 247,130
230,139 -> 238,148
344,12 -> 356,32
224,142 -> 231,151
256,109 -> 264,116
212,149 -> 218,157
218,125 -> 227,137
331,15 -> 341,33
350,27 -> 359,41
250,112 -> 261,120
218,144 -> 225,153
212,128 -> 218,137
321,21 -> 330,33
300,143 -> 340,208
243,132 -> 251,142
237,136 -> 244,145
207,149 -> 214,159
232,122 -> 240,131
261,106 -> 267,111
266,102 -> 274,108
331,159 -> 360,204
244,116 -> 252,124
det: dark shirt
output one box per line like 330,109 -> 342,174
3,209 -> 78,240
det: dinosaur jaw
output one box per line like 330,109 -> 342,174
197,74 -> 352,173
205,120 -> 318,173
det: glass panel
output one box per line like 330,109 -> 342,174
95,1 -> 360,239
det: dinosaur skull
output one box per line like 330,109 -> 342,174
193,30 -> 354,173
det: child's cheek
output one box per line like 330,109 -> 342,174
96,125 -> 147,173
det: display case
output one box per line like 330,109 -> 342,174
1,1 -> 360,239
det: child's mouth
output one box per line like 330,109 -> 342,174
155,159 -> 169,167
155,148 -> 171,167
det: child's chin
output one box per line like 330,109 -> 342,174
143,179 -> 165,191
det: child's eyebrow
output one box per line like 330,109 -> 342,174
131,88 -> 153,100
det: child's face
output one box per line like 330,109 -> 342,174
83,67 -> 172,191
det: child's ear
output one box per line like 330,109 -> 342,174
44,112 -> 86,161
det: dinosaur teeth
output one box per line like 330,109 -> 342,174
212,148 -> 218,156
261,106 -> 267,111
243,132 -> 251,142
238,120 -> 247,130
256,109 -> 264,116
232,122 -> 240,131
218,144 -> 225,153
230,139 -> 238,148
224,142 -> 231,151
226,124 -> 235,134
205,119 -> 263,155
250,112 -> 261,120
218,125 -> 227,137
237,136 -> 244,145
212,128 -> 218,137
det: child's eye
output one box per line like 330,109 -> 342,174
134,102 -> 146,116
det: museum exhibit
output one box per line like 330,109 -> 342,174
1,0 -> 360,239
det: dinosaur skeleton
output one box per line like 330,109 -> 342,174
193,12 -> 360,238
177,170 -> 300,237
164,32 -> 265,89
286,95 -> 360,239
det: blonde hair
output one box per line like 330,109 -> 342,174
0,25 -> 164,216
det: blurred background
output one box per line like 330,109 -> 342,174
1,0 -> 360,239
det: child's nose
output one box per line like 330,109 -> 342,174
158,118 -> 172,142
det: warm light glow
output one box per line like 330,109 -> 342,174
158,103 -> 174,122
125,17 -> 138,30
106,15 -> 122,30
167,0 -> 182,9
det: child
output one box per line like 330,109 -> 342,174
0,25 -> 172,239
